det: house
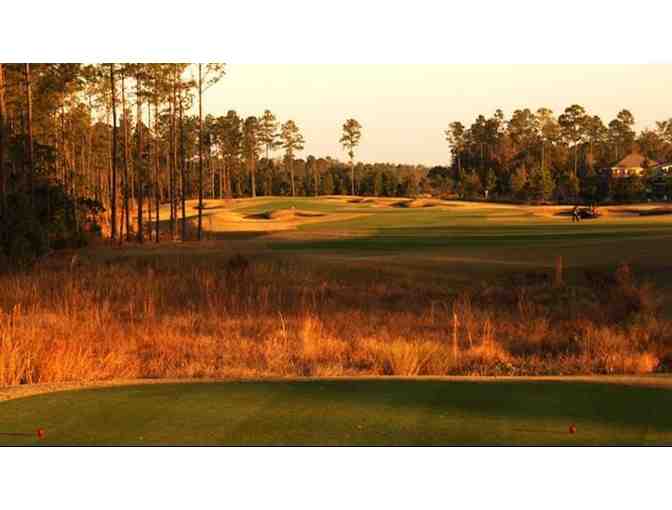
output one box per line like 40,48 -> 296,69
648,162 -> 672,176
610,153 -> 659,178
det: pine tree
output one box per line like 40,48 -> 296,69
529,166 -> 554,202
340,118 -> 362,196
258,109 -> 279,162
511,167 -> 528,200
242,116 -> 261,197
109,64 -> 118,239
483,168 -> 497,199
280,120 -> 305,197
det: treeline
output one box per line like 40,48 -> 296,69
0,63 -> 429,263
442,106 -> 672,203
0,63 -> 230,251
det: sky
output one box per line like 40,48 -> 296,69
200,65 -> 672,167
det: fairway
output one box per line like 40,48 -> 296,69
79,196 -> 672,302
2,379 -> 672,445
103,197 -> 672,286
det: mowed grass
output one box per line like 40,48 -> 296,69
285,200 -> 672,261
88,196 -> 672,297
231,197 -> 672,287
110,197 -> 672,278
2,380 -> 672,445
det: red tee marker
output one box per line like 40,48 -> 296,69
36,428 -> 45,439
568,424 -> 577,434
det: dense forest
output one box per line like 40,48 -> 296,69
1,63 -> 672,265
442,106 -> 672,203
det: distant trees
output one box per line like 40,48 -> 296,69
442,102 -> 672,205
558,104 -> 588,177
280,120 -> 305,197
510,167 -> 528,200
528,166 -> 554,202
609,110 -> 636,161
258,109 -> 279,161
445,122 -> 466,173
242,116 -> 261,197
339,118 -> 362,195
536,108 -> 558,174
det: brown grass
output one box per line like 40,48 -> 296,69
1,255 -> 670,386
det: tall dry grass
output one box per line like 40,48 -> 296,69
1,254 -> 670,386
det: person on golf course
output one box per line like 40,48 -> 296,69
572,205 -> 581,223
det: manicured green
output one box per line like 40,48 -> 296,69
2,380 -> 671,445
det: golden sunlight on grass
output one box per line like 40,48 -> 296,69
1,255 -> 668,386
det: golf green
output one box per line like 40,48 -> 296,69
1,380 -> 670,445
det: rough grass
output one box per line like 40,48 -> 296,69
1,251 -> 670,386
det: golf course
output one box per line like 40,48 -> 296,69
3,197 -> 672,445
95,196 -> 672,287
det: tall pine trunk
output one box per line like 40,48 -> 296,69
0,64 -> 6,215
171,65 -> 179,239
121,70 -> 131,242
136,72 -> 144,243
154,99 -> 159,243
109,64 -> 118,239
250,154 -> 256,198
61,103 -> 68,193
25,64 -> 35,202
197,64 -> 203,240
179,85 -> 187,241
168,64 -> 177,240
290,157 -> 295,197
147,96 -> 152,240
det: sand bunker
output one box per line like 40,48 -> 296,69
348,197 -> 377,204
392,199 -> 440,208
247,209 -> 326,221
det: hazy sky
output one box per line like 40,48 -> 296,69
201,65 -> 672,167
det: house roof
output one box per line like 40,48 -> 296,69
614,153 -> 659,168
